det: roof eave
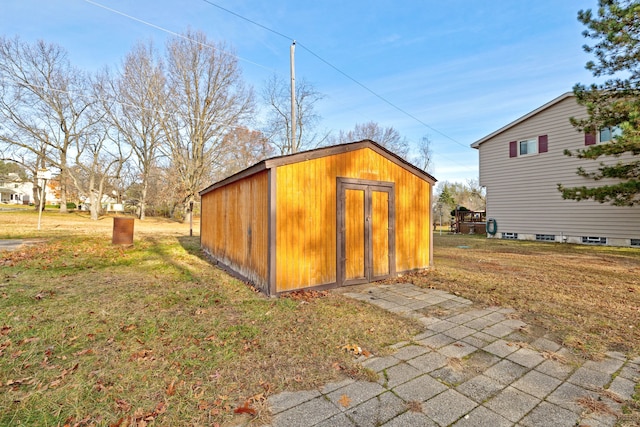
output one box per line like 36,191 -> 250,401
199,139 -> 436,196
470,92 -> 575,149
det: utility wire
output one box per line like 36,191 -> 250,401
81,0 -> 474,172
82,0 -> 276,74
199,0 -> 469,150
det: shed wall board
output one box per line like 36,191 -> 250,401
200,140 -> 435,295
475,94 -> 639,243
274,146 -> 432,292
200,170 -> 270,290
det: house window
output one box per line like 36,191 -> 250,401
519,139 -> 538,156
585,126 -> 622,146
536,234 -> 556,242
599,126 -> 622,143
509,135 -> 548,158
581,236 -> 607,245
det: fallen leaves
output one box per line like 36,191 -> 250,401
233,400 -> 257,416
576,396 -> 619,416
5,377 -> 35,387
17,336 -> 39,345
284,289 -> 329,302
338,394 -> 351,408
129,349 -> 154,362
74,348 -> 95,357
121,324 -> 137,333
0,339 -> 11,356
541,350 -> 568,363
340,343 -> 372,357
115,399 -> 132,413
165,380 -> 176,396
110,402 -> 168,427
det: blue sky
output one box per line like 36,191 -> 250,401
1,0 -> 598,184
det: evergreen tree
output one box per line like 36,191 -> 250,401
559,0 -> 640,206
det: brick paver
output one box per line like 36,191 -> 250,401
267,284 -> 638,426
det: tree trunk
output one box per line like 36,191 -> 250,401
59,150 -> 68,213
89,190 -> 99,221
139,179 -> 148,220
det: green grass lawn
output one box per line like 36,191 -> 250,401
0,211 -> 418,426
1,211 -> 639,425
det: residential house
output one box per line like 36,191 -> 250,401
471,92 -> 639,247
0,173 -> 31,205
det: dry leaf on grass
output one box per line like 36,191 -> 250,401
341,343 -> 370,356
116,398 -> 132,412
165,380 -> 176,396
234,400 -> 257,416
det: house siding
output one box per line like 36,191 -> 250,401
476,94 -> 639,245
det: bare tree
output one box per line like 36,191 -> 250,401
100,41 -> 166,220
262,74 -> 327,154
0,36 -> 95,213
161,30 -> 255,220
68,121 -> 128,220
217,126 -> 274,179
332,121 -> 410,159
415,135 -> 434,174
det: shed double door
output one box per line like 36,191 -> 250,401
337,179 -> 396,286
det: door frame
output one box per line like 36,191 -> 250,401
336,177 -> 396,286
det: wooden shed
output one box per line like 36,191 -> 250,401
199,140 -> 436,296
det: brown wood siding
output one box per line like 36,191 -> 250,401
200,170 -> 269,289
275,147 -> 431,292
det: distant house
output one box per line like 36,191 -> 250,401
199,140 -> 436,295
0,173 -> 31,205
471,92 -> 639,247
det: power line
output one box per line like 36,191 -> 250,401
82,0 -> 277,74
80,0 -> 474,172
198,0 -> 470,151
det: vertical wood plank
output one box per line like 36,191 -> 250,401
345,188 -> 365,280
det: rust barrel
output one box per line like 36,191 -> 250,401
112,217 -> 135,245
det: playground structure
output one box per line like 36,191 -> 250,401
450,209 -> 486,234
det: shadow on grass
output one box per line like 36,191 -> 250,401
177,235 -> 203,257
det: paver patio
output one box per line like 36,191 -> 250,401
267,283 -> 639,426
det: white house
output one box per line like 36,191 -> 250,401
0,173 -> 31,205
471,92 -> 639,247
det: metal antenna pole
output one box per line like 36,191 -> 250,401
290,40 -> 296,153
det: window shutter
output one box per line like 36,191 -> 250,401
509,141 -> 517,158
584,132 -> 596,146
538,135 -> 548,153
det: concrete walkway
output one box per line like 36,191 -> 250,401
0,239 -> 44,252
267,283 -> 639,427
